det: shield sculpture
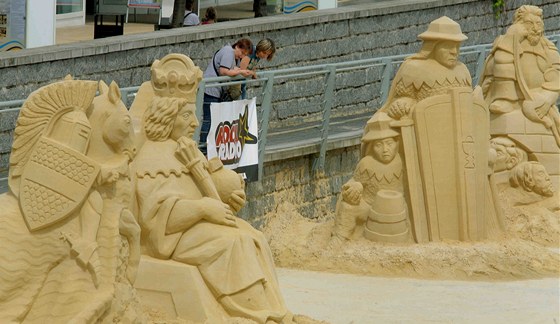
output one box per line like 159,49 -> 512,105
19,136 -> 100,231
413,87 -> 489,241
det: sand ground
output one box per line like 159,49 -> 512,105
277,267 -> 560,324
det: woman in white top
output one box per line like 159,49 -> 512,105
183,0 -> 200,26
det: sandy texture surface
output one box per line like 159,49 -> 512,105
262,202 -> 560,281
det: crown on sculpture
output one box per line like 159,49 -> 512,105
150,54 -> 203,102
362,113 -> 400,142
418,16 -> 468,42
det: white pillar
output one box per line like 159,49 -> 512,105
318,0 -> 336,10
26,0 -> 56,48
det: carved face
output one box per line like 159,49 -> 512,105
170,104 -> 199,141
531,164 -> 554,197
433,41 -> 460,68
490,143 -> 514,172
372,137 -> 399,164
522,14 -> 544,45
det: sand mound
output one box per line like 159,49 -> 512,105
263,202 -> 560,281
499,192 -> 560,247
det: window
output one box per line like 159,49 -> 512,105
56,0 -> 83,14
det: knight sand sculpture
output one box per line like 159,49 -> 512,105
0,78 -> 144,323
0,55 -> 295,323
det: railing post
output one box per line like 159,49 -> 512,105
258,72 -> 274,181
380,57 -> 394,103
473,45 -> 488,86
313,65 -> 336,171
194,79 -> 206,143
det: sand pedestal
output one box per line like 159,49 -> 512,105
364,189 -> 410,243
134,256 -> 228,323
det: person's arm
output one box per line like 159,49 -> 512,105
217,47 -> 252,78
239,56 -> 257,79
218,66 -> 252,77
239,56 -> 250,70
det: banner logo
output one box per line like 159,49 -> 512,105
215,104 -> 257,164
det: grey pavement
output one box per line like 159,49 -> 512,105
277,267 -> 560,324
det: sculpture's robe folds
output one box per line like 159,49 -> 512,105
134,139 -> 280,298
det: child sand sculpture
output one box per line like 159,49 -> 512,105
332,113 -> 409,244
0,78 -> 144,322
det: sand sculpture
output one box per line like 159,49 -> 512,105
333,10 -> 560,247
334,16 -> 493,244
332,113 -> 410,244
0,78 -> 143,322
480,5 -> 560,187
130,54 -> 293,324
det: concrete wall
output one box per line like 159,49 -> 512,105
240,145 -> 361,228
1,0 -> 559,222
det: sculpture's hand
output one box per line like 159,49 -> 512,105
175,136 -> 200,166
387,99 -> 412,120
535,104 -> 551,119
202,197 -> 238,227
341,181 -> 363,205
228,189 -> 246,213
97,167 -> 119,185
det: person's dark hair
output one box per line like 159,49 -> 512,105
256,38 -> 276,61
232,38 -> 253,54
205,7 -> 217,21
185,0 -> 194,10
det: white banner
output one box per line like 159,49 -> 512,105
207,97 -> 259,181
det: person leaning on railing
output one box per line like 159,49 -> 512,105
200,38 -> 253,154
239,38 -> 276,99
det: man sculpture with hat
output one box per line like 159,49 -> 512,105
331,112 -> 406,244
362,16 -> 492,242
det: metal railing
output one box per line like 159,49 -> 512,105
1,34 -> 559,185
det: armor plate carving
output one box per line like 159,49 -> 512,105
20,136 -> 100,231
